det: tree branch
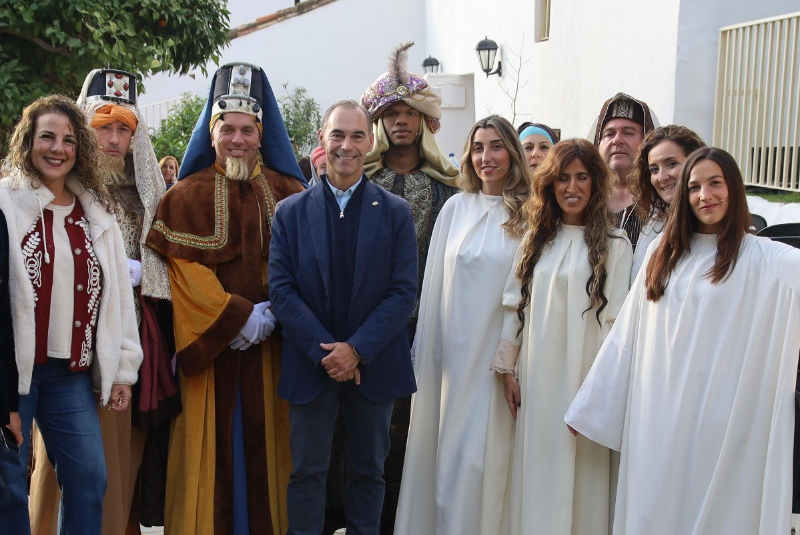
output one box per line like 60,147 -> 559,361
0,28 -> 73,58
497,35 -> 531,124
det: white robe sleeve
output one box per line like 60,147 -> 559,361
490,246 -> 523,376
602,232 -> 633,339
758,237 -> 800,295
411,196 -> 455,376
565,265 -> 642,452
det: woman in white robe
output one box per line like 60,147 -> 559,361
490,139 -> 632,535
394,116 -> 531,535
566,147 -> 800,535
629,126 -> 705,283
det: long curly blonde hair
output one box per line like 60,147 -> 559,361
458,115 -> 530,238
515,138 -> 620,333
3,94 -> 112,210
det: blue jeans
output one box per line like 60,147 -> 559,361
0,359 -> 106,535
287,379 -> 393,535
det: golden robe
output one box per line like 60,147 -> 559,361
146,164 -> 302,535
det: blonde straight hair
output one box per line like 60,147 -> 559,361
458,115 -> 530,237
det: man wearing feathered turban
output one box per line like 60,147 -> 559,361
357,42 -> 459,534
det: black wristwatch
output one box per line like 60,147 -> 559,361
352,345 -> 366,365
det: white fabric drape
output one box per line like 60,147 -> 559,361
395,192 -> 520,535
566,233 -> 800,535
496,226 -> 631,535
630,218 -> 663,285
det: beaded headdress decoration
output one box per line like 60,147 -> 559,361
361,41 -> 442,134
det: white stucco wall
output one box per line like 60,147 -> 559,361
423,0 -> 682,139
226,0 -> 288,29
140,0 -> 428,129
424,0 -> 797,144
140,0 -> 799,158
425,73 -> 477,158
672,0 -> 799,143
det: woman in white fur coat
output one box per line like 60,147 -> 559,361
0,94 -> 142,534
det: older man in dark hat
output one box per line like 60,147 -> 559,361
590,92 -> 658,250
146,62 -> 306,534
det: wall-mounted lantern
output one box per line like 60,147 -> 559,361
475,37 -> 502,77
422,55 -> 441,74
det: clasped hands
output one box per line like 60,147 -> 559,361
229,301 -> 276,350
320,342 -> 361,385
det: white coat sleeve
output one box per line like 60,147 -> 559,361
490,245 -> 523,376
109,222 -> 144,386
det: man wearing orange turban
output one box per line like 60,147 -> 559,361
90,103 -> 139,158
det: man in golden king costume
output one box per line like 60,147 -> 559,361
146,62 -> 307,534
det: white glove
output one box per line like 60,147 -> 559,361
229,334 -> 253,351
262,302 -> 277,338
127,258 -> 142,287
238,301 -> 273,345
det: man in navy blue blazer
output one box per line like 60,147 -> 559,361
269,100 -> 418,535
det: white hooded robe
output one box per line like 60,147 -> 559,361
566,233 -> 800,535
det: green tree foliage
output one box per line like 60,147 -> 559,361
151,85 -> 322,165
149,92 -> 204,163
278,84 -> 321,160
0,0 -> 230,150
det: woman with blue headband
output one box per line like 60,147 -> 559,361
517,122 -> 559,175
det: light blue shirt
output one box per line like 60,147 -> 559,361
326,176 -> 363,212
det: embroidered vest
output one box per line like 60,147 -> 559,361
21,201 -> 103,370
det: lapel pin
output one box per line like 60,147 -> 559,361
372,201 -> 379,206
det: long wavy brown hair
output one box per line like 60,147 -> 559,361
631,125 -> 705,222
459,115 -> 530,238
645,147 -> 750,301
3,94 -> 112,210
515,139 -> 619,333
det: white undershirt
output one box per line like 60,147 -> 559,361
46,199 -> 76,359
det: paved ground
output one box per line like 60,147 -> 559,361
138,514 -> 800,533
